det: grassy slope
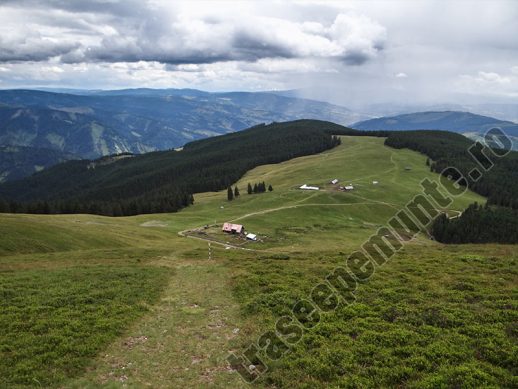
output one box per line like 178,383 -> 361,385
1,136 -> 515,388
183,136 -> 482,252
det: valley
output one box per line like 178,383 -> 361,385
3,136 -> 515,388
0,89 -> 362,181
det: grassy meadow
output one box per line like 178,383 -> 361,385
0,136 -> 516,388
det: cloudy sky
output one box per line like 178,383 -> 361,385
0,0 -> 517,106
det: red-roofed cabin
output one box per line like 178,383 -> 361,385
222,222 -> 245,235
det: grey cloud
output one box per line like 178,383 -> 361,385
230,31 -> 298,62
0,35 -> 80,62
4,0 -> 515,107
340,51 -> 374,66
0,1 -> 386,66
0,0 -> 147,17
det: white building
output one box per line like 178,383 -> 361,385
299,184 -> 319,191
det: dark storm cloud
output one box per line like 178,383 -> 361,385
230,32 -> 297,62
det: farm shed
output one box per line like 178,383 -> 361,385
246,233 -> 257,241
331,179 -> 339,185
222,222 -> 245,234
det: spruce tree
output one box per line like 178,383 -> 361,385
268,184 -> 273,192
234,186 -> 240,197
253,183 -> 258,193
247,183 -> 253,194
227,186 -> 234,201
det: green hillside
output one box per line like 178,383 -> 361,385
0,120 -> 344,215
1,136 -> 516,388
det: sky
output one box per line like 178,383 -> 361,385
0,0 -> 517,107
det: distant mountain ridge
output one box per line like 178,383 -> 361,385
265,88 -> 518,123
0,88 -> 366,181
4,88 -> 517,183
353,111 -> 518,142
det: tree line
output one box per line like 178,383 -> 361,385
0,120 -> 342,216
384,130 -> 518,209
247,182 -> 272,194
384,130 -> 518,243
431,202 -> 518,244
227,182 -> 273,201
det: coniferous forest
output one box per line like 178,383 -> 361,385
432,203 -> 518,244
0,120 -> 341,216
385,130 -> 518,209
247,182 -> 271,194
384,130 -> 518,243
0,120 -> 516,243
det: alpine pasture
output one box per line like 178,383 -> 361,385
1,136 -> 515,388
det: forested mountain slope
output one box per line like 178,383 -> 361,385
0,120 -> 344,215
384,130 -> 518,243
384,130 -> 518,209
0,90 -> 358,155
0,146 -> 78,182
0,89 -> 365,181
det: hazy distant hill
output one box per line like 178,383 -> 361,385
267,89 -> 518,123
355,102 -> 518,123
0,88 -> 365,181
353,111 -> 518,138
